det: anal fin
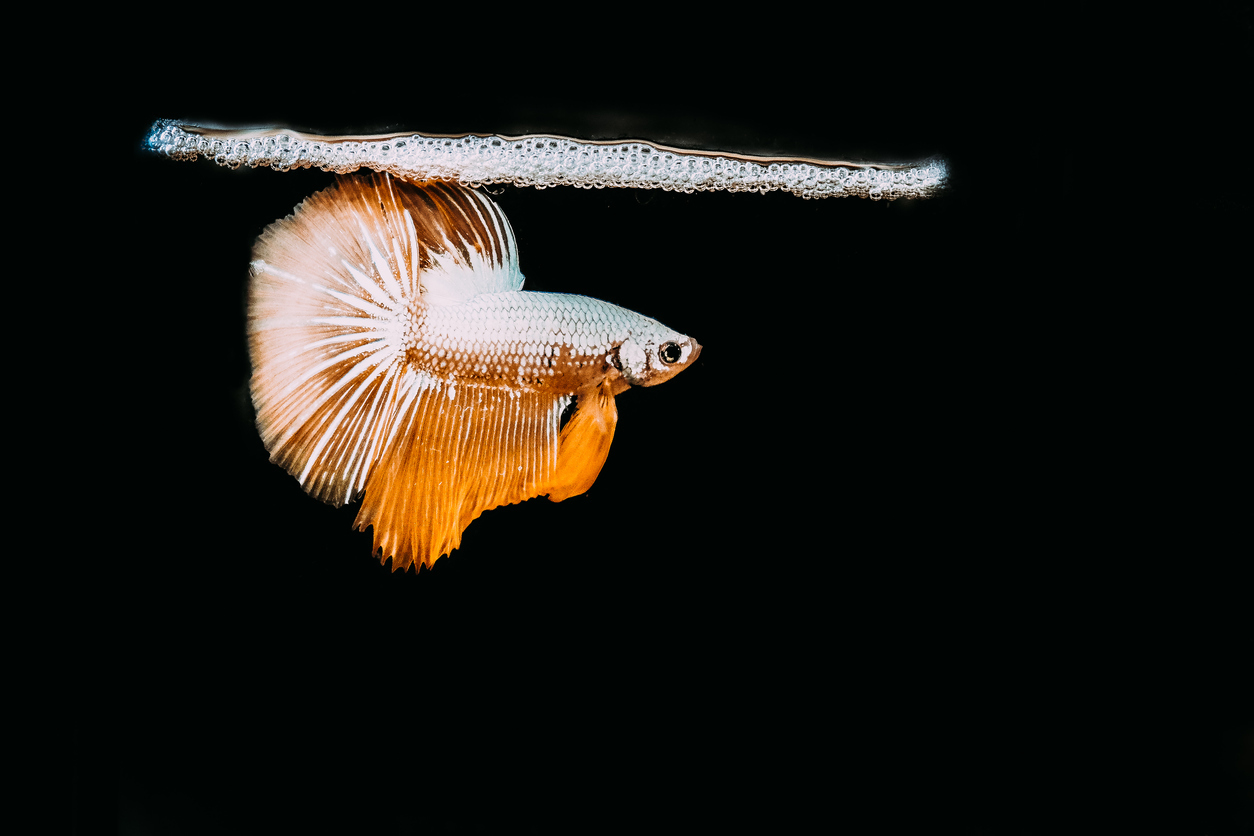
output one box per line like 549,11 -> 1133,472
353,380 -> 566,571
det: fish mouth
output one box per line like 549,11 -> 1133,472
688,339 -> 702,364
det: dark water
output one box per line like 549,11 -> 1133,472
76,31 -> 1251,835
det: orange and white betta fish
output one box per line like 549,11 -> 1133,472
248,173 -> 700,570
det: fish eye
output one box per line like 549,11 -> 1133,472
658,342 -> 682,365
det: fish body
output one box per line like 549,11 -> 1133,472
248,173 -> 699,569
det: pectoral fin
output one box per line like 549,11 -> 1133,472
546,379 -> 618,503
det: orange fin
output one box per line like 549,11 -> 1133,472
353,380 -> 568,571
545,380 -> 618,504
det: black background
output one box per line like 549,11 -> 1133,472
74,13 -> 1250,834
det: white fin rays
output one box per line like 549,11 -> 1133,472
249,172 -> 527,517
249,174 -> 427,507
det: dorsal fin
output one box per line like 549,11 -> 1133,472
382,175 -> 524,303
248,173 -> 523,508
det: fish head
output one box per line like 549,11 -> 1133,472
614,325 -> 702,388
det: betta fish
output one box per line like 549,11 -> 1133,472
248,172 -> 700,570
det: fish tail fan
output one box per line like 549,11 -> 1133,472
545,380 -> 618,503
354,383 -> 569,571
248,174 -> 425,506
249,171 -> 525,512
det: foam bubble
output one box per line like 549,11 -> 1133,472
145,122 -> 949,200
